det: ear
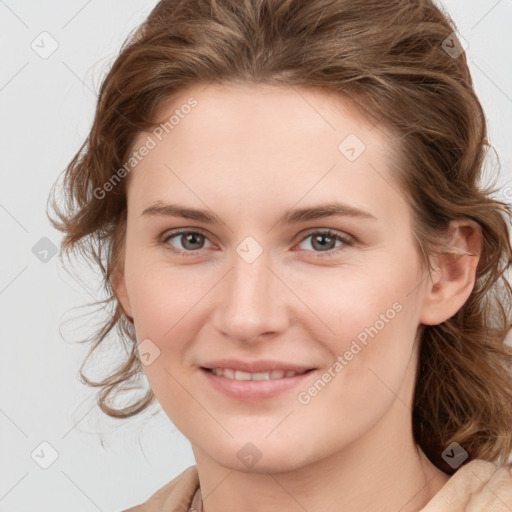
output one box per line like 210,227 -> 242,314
419,219 -> 482,326
110,246 -> 134,323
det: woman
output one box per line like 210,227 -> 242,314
47,0 -> 512,510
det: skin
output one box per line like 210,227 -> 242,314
113,82 -> 482,512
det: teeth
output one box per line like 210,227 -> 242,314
210,368 -> 305,380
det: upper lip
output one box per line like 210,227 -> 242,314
201,359 -> 315,373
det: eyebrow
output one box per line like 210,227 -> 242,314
141,201 -> 377,226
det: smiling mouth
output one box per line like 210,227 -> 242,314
201,367 -> 315,380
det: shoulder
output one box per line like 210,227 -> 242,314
122,465 -> 199,512
420,459 -> 512,511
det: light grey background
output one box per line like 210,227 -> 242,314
1,1 -> 511,511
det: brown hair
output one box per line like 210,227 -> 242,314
47,0 -> 512,473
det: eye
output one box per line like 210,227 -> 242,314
160,228 -> 355,259
296,229 -> 354,259
162,230 -> 212,257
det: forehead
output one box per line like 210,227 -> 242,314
145,82 -> 386,154
127,82 -> 406,225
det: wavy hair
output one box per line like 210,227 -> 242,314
47,0 -> 512,473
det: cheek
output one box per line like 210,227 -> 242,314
297,258 -> 417,343
126,264 -> 201,421
306,259 -> 421,392
125,259 -> 215,401
295,296 -> 418,446
125,251 -> 211,338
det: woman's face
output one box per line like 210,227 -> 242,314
116,83 -> 433,472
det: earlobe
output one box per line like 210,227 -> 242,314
111,267 -> 134,323
419,220 -> 482,326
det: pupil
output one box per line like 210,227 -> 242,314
315,234 -> 332,250
184,233 -> 202,249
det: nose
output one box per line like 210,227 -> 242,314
211,250 -> 290,344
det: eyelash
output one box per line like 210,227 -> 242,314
160,228 -> 355,259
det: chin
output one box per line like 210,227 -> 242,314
201,438 -> 317,475
221,455 -> 308,475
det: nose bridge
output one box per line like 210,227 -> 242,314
212,248 -> 288,342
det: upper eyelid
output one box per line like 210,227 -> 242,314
161,227 -> 213,243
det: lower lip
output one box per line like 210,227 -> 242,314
199,367 -> 316,401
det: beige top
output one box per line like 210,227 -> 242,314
123,459 -> 512,511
